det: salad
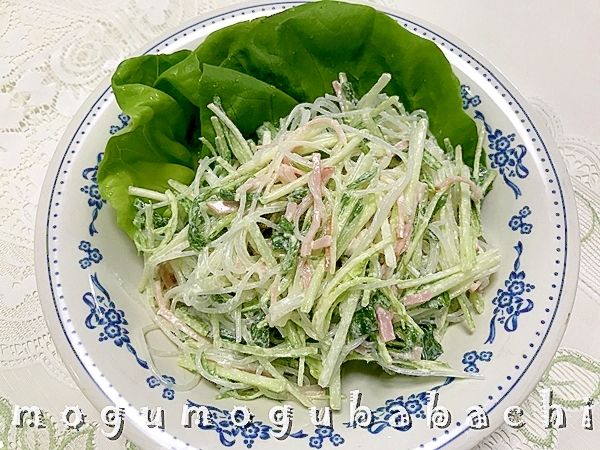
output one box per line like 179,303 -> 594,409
98,1 -> 500,409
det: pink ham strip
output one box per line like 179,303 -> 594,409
469,280 -> 482,293
412,347 -> 423,361
301,260 -> 312,289
301,153 -> 325,257
278,163 -> 305,183
332,80 -> 343,101
471,277 -> 489,293
394,194 -> 418,257
403,290 -> 433,307
395,180 -> 428,259
256,262 -> 268,279
312,235 -> 332,250
321,166 -> 335,185
206,200 -> 239,215
381,263 -> 394,281
285,202 -> 298,221
153,279 -> 207,344
355,345 -> 368,355
435,176 -> 482,201
296,163 -> 334,255
158,263 -> 177,290
478,278 -> 490,292
394,218 -> 413,257
303,117 -> 347,148
242,174 -> 269,191
376,305 -> 396,343
294,194 -> 314,224
394,140 -> 409,151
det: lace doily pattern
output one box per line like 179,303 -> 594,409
531,99 -> 600,301
0,0 -> 250,388
0,2 -> 245,448
470,99 -> 600,450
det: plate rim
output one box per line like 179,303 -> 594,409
33,1 -> 581,449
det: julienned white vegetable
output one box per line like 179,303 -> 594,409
129,73 -> 500,409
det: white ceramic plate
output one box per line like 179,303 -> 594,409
34,2 -> 580,449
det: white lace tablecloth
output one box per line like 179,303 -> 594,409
1,0 -> 599,448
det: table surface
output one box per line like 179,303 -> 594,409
1,1 -> 599,449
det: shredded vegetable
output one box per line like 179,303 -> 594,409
130,73 -> 500,409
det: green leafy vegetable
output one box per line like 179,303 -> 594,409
288,188 -> 308,203
420,323 -> 443,361
347,168 -> 377,190
249,319 -> 271,348
98,1 -> 478,238
98,52 -> 198,237
219,188 -> 236,201
424,292 -> 451,310
198,64 -> 298,146
188,198 -> 209,251
271,217 -> 300,273
199,1 -> 477,155
188,197 -> 235,251
349,304 -> 378,339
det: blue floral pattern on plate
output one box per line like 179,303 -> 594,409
82,273 -> 148,369
461,84 -> 530,198
344,378 -> 454,434
509,206 -> 533,234
474,110 -> 529,199
110,113 -> 131,135
308,427 -> 344,448
80,266 -> 178,397
460,84 -> 481,110
462,350 -> 493,373
147,375 -> 176,400
184,401 -> 342,448
81,152 -> 106,236
486,242 -> 535,344
78,240 -> 102,268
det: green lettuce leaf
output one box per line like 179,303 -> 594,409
98,58 -> 297,238
196,1 -> 476,158
197,64 -> 298,144
98,0 -> 477,239
98,52 -> 198,237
